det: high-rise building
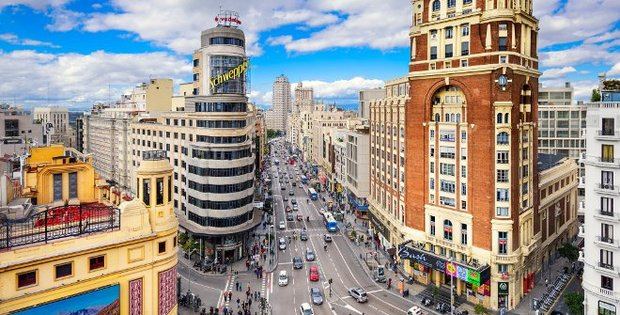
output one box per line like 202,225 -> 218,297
0,145 -> 178,315
581,77 -> 620,315
131,14 -> 258,262
33,106 -> 72,146
294,82 -> 313,113
368,76 -> 409,249
359,88 -> 386,119
0,105 -> 43,156
400,0 -> 554,310
271,75 -> 291,132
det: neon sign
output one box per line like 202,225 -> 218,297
215,10 -> 241,27
209,59 -> 249,90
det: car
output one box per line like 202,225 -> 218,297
281,186 -> 286,190
286,213 -> 294,221
348,287 -> 368,303
291,199 -> 297,205
407,306 -> 424,315
286,206 -> 292,213
308,266 -> 320,281
323,234 -> 333,242
289,190 -> 294,196
278,270 -> 289,286
279,221 -> 286,230
293,256 -> 304,269
292,204 -> 299,211
305,249 -> 315,261
279,238 -> 287,250
300,230 -> 308,241
283,196 -> 288,201
296,214 -> 303,221
292,182 -> 297,187
310,288 -> 323,305
299,303 -> 314,315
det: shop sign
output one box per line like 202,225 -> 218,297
456,265 -> 468,282
209,59 -> 249,89
498,282 -> 509,295
467,270 -> 481,286
445,262 -> 457,277
369,210 -> 390,240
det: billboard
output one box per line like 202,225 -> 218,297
13,284 -> 120,315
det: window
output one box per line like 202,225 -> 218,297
462,24 -> 470,36
602,171 -> 614,189
498,264 -> 508,273
430,216 -> 436,235
497,151 -> 509,164
602,275 -> 614,290
49,173 -> 63,203
497,169 -> 509,182
89,255 -> 105,271
602,197 -> 614,216
461,59 -> 468,67
461,165 -> 466,178
497,188 -> 509,201
445,27 -> 454,39
444,220 -> 453,240
497,113 -> 504,124
500,55 -> 508,64
55,262 -> 73,279
461,224 -> 468,244
602,223 -> 614,243
158,241 -> 166,254
497,132 -> 509,145
602,118 -> 615,136
440,180 -> 456,193
498,232 -> 508,254
461,41 -> 469,55
440,163 -> 456,176
497,207 -> 509,216
603,145 -> 615,162
143,179 -> 151,206
17,270 -> 37,288
463,0 -> 472,4
430,46 -> 438,60
461,183 -> 467,196
193,59 -> 199,67
499,37 -> 508,51
69,172 -> 78,199
432,0 -> 440,11
440,146 -> 455,159
156,177 -> 164,205
445,44 -> 453,58
599,301 -> 616,315
447,0 -> 456,8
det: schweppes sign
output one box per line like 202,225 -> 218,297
210,59 -> 249,90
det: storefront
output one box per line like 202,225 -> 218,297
348,192 -> 369,219
369,210 -> 391,250
398,244 -> 491,306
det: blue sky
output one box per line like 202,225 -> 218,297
0,0 -> 618,110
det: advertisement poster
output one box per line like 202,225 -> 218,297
13,285 -> 120,315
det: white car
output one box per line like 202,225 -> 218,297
299,302 -> 314,315
278,270 -> 289,286
407,306 -> 424,315
279,221 -> 286,230
279,237 -> 287,250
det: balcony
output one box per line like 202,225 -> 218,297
594,209 -> 620,222
578,225 -> 585,238
596,262 -> 620,276
578,250 -> 584,262
595,236 -> 620,249
595,183 -> 620,196
596,129 -> 620,141
492,253 -> 520,264
578,201 -> 585,215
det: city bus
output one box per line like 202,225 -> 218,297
323,212 -> 338,233
300,175 -> 308,184
308,187 -> 318,201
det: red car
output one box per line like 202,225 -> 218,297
309,266 -> 320,282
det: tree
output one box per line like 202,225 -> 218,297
564,292 -> 584,315
591,88 -> 601,102
178,232 -> 188,246
182,236 -> 199,256
558,243 -> 579,262
266,129 -> 279,140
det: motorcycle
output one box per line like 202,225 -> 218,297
306,216 -> 310,222
421,297 -> 434,306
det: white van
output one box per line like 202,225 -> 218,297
407,305 -> 424,315
278,270 -> 289,286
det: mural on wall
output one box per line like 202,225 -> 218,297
129,278 -> 143,315
13,284 -> 120,315
158,265 -> 177,315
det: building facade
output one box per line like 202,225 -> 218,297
33,106 -> 70,146
0,146 -> 178,315
359,88 -> 386,120
369,76 -> 409,249
343,126 -> 371,218
130,21 -> 258,263
402,0 -> 541,310
271,75 -> 291,132
0,105 -> 43,157
581,95 -> 620,314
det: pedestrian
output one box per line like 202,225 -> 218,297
248,298 -> 252,307
236,297 -> 240,307
235,281 -> 239,291
545,278 -> 548,288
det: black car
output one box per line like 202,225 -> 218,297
286,213 -> 294,221
293,256 -> 304,269
281,186 -> 286,190
300,230 -> 308,241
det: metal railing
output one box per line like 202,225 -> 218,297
0,203 -> 120,250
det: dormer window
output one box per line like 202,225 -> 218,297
432,0 -> 441,11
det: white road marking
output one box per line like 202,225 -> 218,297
344,304 -> 363,314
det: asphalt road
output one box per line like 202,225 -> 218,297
269,143 -> 416,315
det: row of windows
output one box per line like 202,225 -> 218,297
188,211 -> 253,228
187,164 -> 254,177
194,102 -> 247,113
191,148 -> 252,160
188,179 -> 253,194
16,237 -> 177,289
209,37 -> 245,47
188,195 -> 253,210
196,120 -> 247,129
196,135 -> 247,144
430,42 -> 469,60
431,0 -> 472,11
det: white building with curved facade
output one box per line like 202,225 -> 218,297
130,20 -> 257,262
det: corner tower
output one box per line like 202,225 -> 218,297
403,0 -> 540,311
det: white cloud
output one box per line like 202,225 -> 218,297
609,63 -> 620,76
541,66 -> 576,79
0,33 -> 59,48
0,0 -> 68,10
298,77 -> 384,98
248,90 -> 273,105
0,50 -> 190,108
46,8 -> 83,31
540,44 -> 620,68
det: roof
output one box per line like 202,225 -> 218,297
537,153 -> 565,172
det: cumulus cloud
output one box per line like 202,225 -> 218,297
0,0 -> 68,10
0,50 -> 190,108
541,66 -> 577,79
0,33 -> 59,48
609,63 -> 620,76
298,77 -> 384,98
540,44 -> 620,68
248,90 -> 273,106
